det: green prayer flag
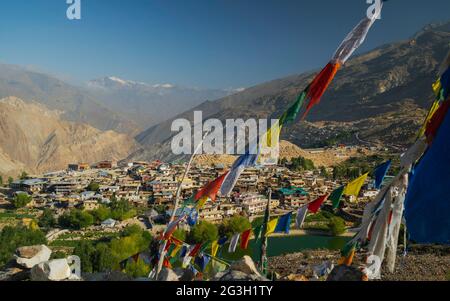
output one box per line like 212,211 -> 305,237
329,186 -> 345,209
341,241 -> 357,257
253,225 -> 263,242
279,91 -> 307,126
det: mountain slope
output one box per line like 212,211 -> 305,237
0,97 -> 138,176
131,22 -> 449,162
0,64 -> 138,134
88,76 -> 236,128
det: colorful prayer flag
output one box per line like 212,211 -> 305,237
332,2 -> 383,64
240,229 -> 252,250
302,62 -> 341,119
189,244 -> 202,257
279,92 -> 307,126
228,233 -> 240,253
194,171 -> 229,202
373,160 -> 391,189
329,186 -> 345,209
211,240 -> 219,257
211,258 -> 228,274
194,254 -> 211,272
295,206 -> 308,229
253,225 -> 263,242
266,218 -> 279,235
220,153 -> 258,196
274,212 -> 292,234
218,236 -> 228,246
308,194 -> 329,213
344,172 -> 369,198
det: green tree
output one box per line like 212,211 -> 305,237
172,228 -> 187,242
73,241 -> 96,273
124,258 -> 150,278
110,199 -> 137,221
11,193 -> 32,208
86,182 -> 100,192
188,221 -> 218,244
91,205 -> 112,223
92,243 -> 116,272
58,210 -> 94,230
7,177 -> 14,186
219,216 -> 252,239
121,224 -> 143,237
0,175 -> 3,186
328,217 -> 346,236
0,226 -> 47,267
38,209 -> 56,228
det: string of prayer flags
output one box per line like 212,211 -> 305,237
329,186 -> 345,209
302,3 -> 383,119
295,206 -> 308,229
266,218 -> 279,235
194,171 -> 229,202
220,153 -> 258,196
308,194 -> 329,213
344,172 -> 369,198
228,233 -> 240,253
240,229 -> 252,250
274,212 -> 292,234
373,160 -> 391,189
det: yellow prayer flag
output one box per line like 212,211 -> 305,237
197,196 -> 209,209
417,100 -> 440,138
170,245 -> 182,258
432,79 -> 442,97
343,173 -> 369,198
266,218 -> 279,235
258,120 -> 282,165
211,240 -> 219,257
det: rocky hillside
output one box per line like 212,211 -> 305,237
0,64 -> 137,134
131,22 -> 449,162
0,97 -> 138,176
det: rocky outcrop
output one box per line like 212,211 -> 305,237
213,256 -> 269,281
157,267 -> 179,281
326,266 -> 365,281
14,245 -> 51,269
30,259 -> 72,281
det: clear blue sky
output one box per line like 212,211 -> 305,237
0,0 -> 449,89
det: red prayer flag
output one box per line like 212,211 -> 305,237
189,243 -> 202,257
302,62 -> 341,119
425,99 -> 450,144
240,229 -> 252,250
308,194 -> 329,213
163,257 -> 172,269
194,171 -> 230,202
